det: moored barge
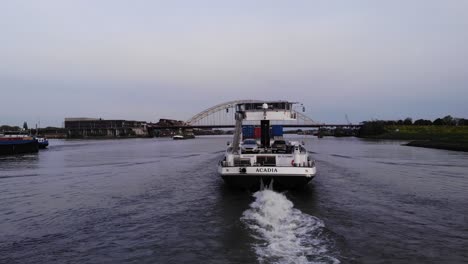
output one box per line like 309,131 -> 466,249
0,134 -> 39,155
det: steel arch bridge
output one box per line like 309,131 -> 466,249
186,100 -> 322,126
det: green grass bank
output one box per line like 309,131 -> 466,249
359,124 -> 468,152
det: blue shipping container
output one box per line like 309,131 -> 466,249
271,125 -> 283,137
242,125 -> 255,138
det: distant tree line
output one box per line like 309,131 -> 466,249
0,122 -> 29,132
1,122 -> 63,133
0,125 -> 22,132
366,115 -> 467,127
358,115 -> 468,137
357,121 -> 387,137
362,115 -> 468,126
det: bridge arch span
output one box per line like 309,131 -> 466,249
186,100 -> 321,126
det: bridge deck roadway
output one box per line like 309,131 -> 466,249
148,124 -> 361,129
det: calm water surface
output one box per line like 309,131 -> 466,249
0,136 -> 467,264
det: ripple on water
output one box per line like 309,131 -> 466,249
242,190 -> 340,264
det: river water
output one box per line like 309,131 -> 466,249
0,136 -> 467,264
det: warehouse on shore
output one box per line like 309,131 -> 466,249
64,118 -> 148,138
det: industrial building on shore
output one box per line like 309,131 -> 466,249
2,118 -> 212,139
65,118 -> 149,138
63,118 -> 197,138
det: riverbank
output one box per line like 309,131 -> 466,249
360,125 -> 468,152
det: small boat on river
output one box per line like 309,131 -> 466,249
36,137 -> 49,149
172,130 -> 195,140
173,134 -> 185,140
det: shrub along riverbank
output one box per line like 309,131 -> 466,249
358,120 -> 468,152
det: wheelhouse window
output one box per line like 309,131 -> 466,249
236,102 -> 293,111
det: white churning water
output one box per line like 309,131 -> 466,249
242,189 -> 340,264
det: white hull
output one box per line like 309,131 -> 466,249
218,165 -> 316,177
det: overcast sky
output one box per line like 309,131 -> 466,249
1,1 -> 467,127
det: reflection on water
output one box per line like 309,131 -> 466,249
0,153 -> 39,171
